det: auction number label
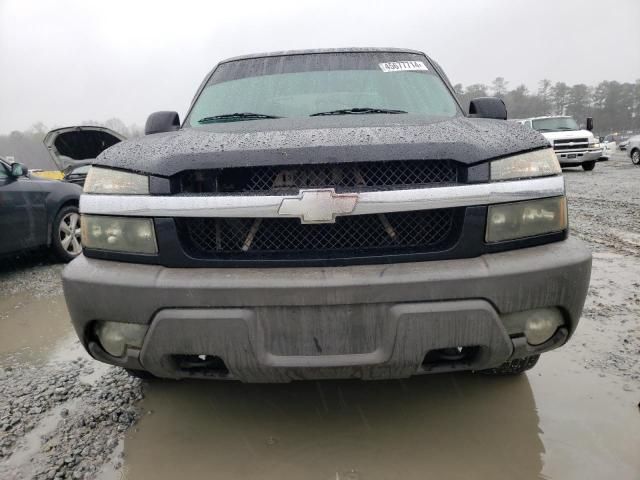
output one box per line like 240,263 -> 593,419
379,61 -> 428,72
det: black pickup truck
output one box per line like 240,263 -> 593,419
63,48 -> 591,382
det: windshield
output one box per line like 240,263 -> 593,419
186,52 -> 460,126
532,117 -> 580,132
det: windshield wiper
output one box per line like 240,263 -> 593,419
198,112 -> 281,123
310,107 -> 408,117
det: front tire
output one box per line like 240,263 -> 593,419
479,355 -> 540,375
632,149 -> 640,165
52,205 -> 82,262
582,161 -> 596,171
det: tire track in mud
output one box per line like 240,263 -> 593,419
568,194 -> 640,257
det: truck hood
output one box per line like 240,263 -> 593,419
538,129 -> 595,145
44,126 -> 126,172
95,116 -> 549,177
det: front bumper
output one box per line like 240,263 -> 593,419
63,238 -> 591,382
556,148 -> 603,165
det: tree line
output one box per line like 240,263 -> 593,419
455,78 -> 640,134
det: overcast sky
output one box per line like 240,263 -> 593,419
1,0 -> 638,134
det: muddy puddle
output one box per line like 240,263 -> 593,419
0,294 -> 79,364
115,354 -> 639,480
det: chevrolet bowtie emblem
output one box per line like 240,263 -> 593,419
278,189 -> 359,223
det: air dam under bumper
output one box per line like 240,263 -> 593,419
63,238 -> 591,382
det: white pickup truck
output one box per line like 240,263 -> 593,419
518,116 -> 604,171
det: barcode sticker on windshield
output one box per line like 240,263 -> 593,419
379,61 -> 428,72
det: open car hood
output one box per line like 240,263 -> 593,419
44,126 -> 126,171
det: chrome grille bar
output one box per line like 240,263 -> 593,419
80,176 -> 565,218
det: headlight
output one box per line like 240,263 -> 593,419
589,140 -> 601,149
486,196 -> 567,243
81,215 -> 157,253
84,167 -> 149,194
491,149 -> 561,181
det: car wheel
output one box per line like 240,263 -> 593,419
582,161 -> 596,171
52,205 -> 82,262
478,355 -> 540,375
632,149 -> 640,165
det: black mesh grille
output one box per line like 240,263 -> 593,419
177,208 -> 461,259
178,160 -> 459,194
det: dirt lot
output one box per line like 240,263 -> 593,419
1,152 -> 639,480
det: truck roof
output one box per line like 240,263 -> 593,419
220,47 -> 426,64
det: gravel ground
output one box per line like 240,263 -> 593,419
0,254 -> 63,298
0,364 -> 143,479
0,151 -> 638,479
566,156 -> 640,257
0,250 -> 145,479
563,154 -> 640,382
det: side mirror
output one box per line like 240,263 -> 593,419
10,162 -> 25,177
586,117 -> 594,131
599,136 -> 604,142
145,111 -> 180,135
468,97 -> 507,120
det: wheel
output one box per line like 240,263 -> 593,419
125,368 -> 156,380
582,161 -> 596,171
52,205 -> 82,262
632,149 -> 640,165
479,355 -> 540,376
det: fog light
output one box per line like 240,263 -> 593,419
502,308 -> 564,346
94,321 -> 147,357
524,308 -> 564,345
